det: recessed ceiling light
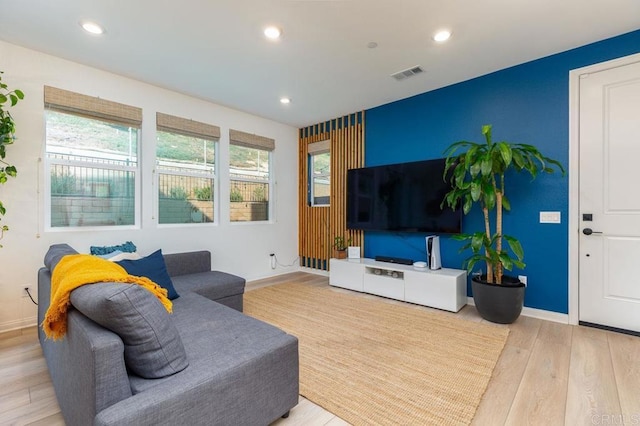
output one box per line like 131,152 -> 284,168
80,21 -> 105,35
264,26 -> 282,40
280,97 -> 291,104
433,30 -> 451,42
367,41 -> 378,49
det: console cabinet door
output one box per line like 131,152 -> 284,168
363,270 -> 405,300
329,259 -> 364,292
405,270 -> 466,312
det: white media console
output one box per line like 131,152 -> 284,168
329,258 -> 467,312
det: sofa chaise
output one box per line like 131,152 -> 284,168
37,244 -> 299,426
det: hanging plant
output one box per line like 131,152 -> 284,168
0,71 -> 25,246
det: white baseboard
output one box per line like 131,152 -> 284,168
247,267 -> 305,282
0,316 -> 38,334
299,266 -> 329,277
466,297 -> 569,324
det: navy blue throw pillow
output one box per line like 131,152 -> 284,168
116,249 -> 179,300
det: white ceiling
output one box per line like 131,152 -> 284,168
1,1 -> 639,128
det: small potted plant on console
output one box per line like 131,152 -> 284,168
333,236 -> 351,259
441,125 -> 564,323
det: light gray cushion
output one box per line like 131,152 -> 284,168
172,271 -> 245,302
70,283 -> 189,379
163,251 -> 212,277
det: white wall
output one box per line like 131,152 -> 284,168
0,41 -> 300,332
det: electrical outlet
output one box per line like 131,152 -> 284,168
269,253 -> 276,269
518,275 -> 528,286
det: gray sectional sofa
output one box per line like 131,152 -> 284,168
37,244 -> 299,426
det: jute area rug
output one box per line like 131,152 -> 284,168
244,282 -> 509,426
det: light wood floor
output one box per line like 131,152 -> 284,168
2,272 -> 639,425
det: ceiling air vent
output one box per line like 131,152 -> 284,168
391,65 -> 424,81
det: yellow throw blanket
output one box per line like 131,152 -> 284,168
43,254 -> 172,340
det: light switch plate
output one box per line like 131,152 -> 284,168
540,211 -> 561,224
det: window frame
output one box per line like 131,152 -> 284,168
155,132 -> 218,227
309,150 -> 330,207
228,129 -> 275,224
307,139 -> 331,207
154,113 -> 221,227
44,108 -> 142,231
229,146 -> 272,223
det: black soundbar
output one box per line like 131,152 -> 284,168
375,255 -> 413,265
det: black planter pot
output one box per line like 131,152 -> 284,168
471,275 -> 525,324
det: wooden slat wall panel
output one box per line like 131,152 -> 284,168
298,112 -> 365,271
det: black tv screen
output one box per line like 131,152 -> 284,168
346,158 -> 461,233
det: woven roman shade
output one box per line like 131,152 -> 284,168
156,112 -> 220,140
44,86 -> 142,127
307,139 -> 330,154
229,129 -> 275,151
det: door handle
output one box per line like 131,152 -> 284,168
582,228 -> 603,235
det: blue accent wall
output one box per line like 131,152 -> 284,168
364,29 -> 640,314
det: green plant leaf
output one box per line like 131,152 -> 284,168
513,259 -> 526,269
470,162 -> 481,177
498,142 -> 512,166
463,196 -> 472,215
470,180 -> 481,201
502,194 -> 511,211
466,144 -> 480,165
0,94 -> 6,104
483,182 -> 496,210
546,158 -> 566,175
465,256 -> 482,275
454,162 -> 467,187
480,157 -> 492,176
511,149 -> 525,169
504,235 -> 524,260
470,232 -> 485,252
498,252 -> 514,270
443,140 -> 469,157
452,233 -> 472,241
481,124 -> 492,141
14,89 -> 24,100
458,242 -> 473,253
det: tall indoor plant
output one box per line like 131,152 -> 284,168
442,125 -> 564,323
0,71 -> 25,246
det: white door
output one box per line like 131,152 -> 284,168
579,59 -> 640,333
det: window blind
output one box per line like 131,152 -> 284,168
229,129 -> 275,151
156,112 -> 220,140
43,86 -> 142,127
307,139 -> 330,154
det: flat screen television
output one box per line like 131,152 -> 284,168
346,158 -> 462,233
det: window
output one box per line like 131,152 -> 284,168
156,113 -> 219,224
308,140 -> 330,206
44,86 -> 141,228
229,129 -> 274,222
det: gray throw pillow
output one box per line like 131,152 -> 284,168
70,283 -> 189,379
44,244 -> 78,272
